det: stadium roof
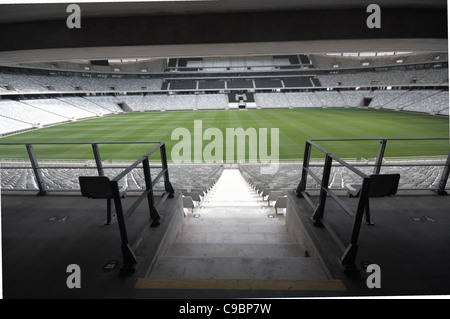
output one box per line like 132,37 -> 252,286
0,0 -> 447,63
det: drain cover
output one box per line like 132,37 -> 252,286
58,216 -> 70,223
424,216 -> 436,222
47,216 -> 70,223
410,216 -> 437,223
103,260 -> 118,272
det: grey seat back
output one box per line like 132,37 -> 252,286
79,176 -> 112,199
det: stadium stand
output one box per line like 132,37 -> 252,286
0,162 -> 224,193
381,90 -> 437,110
254,78 -> 283,89
22,98 -> 97,119
70,76 -> 111,92
368,90 -> 407,109
27,74 -> 77,92
84,96 -> 124,113
255,93 -> 290,108
316,67 -> 448,88
58,97 -> 114,115
403,90 -> 449,114
340,90 -> 370,107
0,99 -> 69,126
439,102 -> 449,115
196,94 -> 227,110
283,77 -> 314,88
226,79 -> 254,89
0,73 -> 48,92
117,95 -> 144,112
0,53 -> 447,136
238,162 -> 446,193
165,94 -> 197,110
284,92 -> 323,108
143,94 -> 168,111
314,91 -> 346,107
0,115 -> 33,136
198,80 -> 226,90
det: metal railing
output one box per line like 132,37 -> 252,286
0,141 -> 175,273
295,138 -> 449,273
108,142 -> 174,272
0,141 -> 168,193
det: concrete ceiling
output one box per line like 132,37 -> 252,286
0,1 -> 447,63
0,1 -> 446,23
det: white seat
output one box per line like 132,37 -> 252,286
345,183 -> 362,197
183,196 -> 195,215
267,190 -> 283,206
274,196 -> 287,215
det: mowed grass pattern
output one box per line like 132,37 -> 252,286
0,108 -> 448,162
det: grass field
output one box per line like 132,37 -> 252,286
0,108 -> 448,163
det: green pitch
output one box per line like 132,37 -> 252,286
0,108 -> 448,162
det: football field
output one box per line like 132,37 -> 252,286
0,108 -> 448,162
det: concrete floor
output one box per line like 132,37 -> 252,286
1,169 -> 450,299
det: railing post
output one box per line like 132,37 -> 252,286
373,138 -> 387,175
110,180 -> 137,273
160,143 -> 175,198
340,176 -> 371,274
25,143 -> 46,195
92,143 -> 104,176
296,141 -> 311,197
143,157 -> 161,227
437,150 -> 450,195
311,154 -> 333,226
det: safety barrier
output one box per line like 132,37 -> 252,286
0,141 -> 175,272
295,138 -> 449,273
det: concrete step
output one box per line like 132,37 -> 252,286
174,231 -> 297,245
164,243 -> 306,258
198,204 -> 267,210
144,169 -> 332,285
182,223 -> 287,234
185,216 -> 279,226
192,206 -> 271,218
147,256 -> 332,281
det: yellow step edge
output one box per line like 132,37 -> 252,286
134,279 -> 347,291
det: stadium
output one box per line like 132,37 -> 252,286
0,1 -> 449,300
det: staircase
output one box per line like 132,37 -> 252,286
139,168 -> 337,291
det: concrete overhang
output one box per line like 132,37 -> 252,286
0,1 -> 447,63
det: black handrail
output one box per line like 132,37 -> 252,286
0,141 -> 175,273
0,141 -> 165,194
296,137 -> 449,273
108,143 -> 174,272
